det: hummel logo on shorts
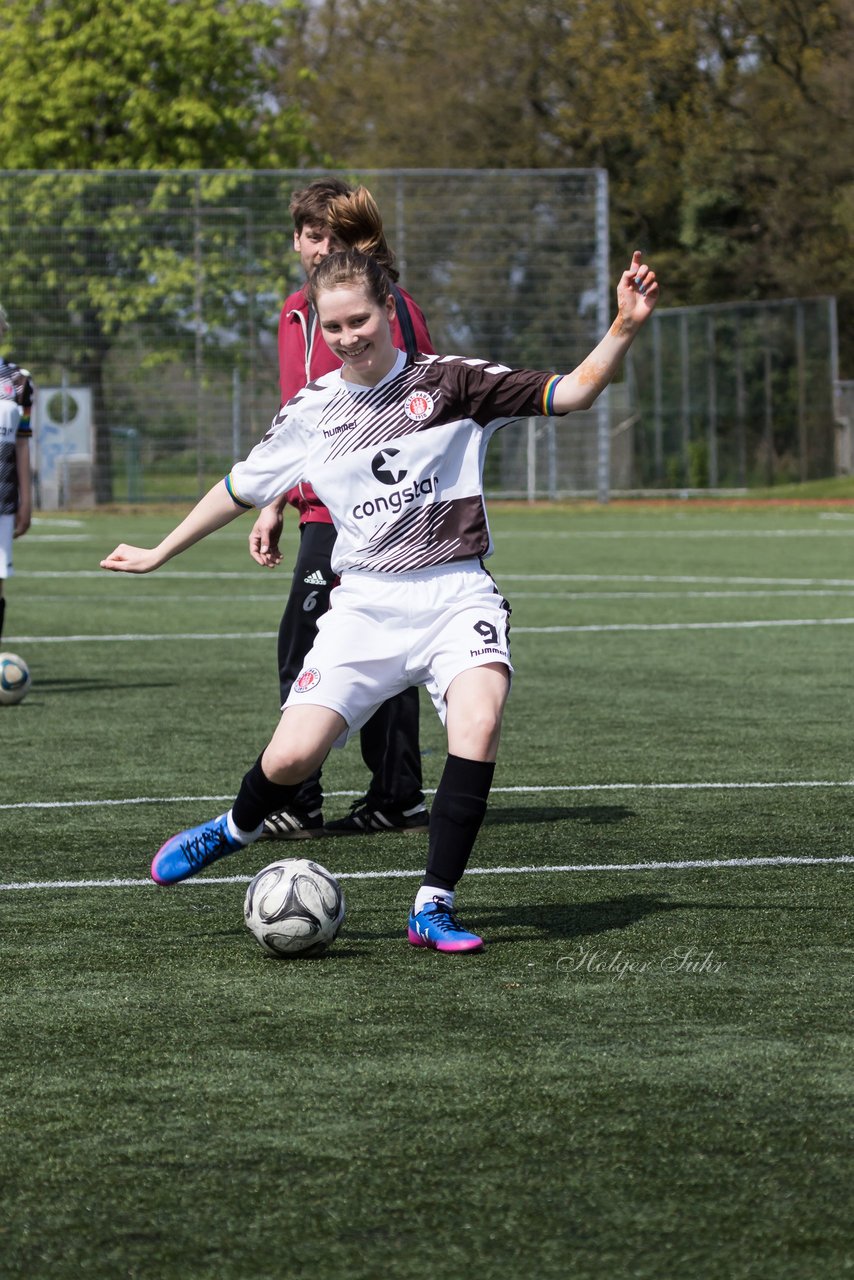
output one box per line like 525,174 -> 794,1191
303,569 -> 328,586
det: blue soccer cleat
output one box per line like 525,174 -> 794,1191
151,813 -> 242,885
407,898 -> 484,953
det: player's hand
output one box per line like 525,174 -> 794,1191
14,369 -> 34,410
7,364 -> 34,409
248,503 -> 284,568
616,250 -> 659,329
100,544 -> 161,574
13,509 -> 31,538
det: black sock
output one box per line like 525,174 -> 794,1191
423,754 -> 495,892
232,755 -> 302,832
0,596 -> 5,642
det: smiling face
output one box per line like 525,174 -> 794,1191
316,282 -> 398,387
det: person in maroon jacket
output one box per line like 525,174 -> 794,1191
248,180 -> 434,839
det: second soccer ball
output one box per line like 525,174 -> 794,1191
0,652 -> 31,705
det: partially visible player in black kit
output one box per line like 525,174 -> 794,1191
251,180 -> 435,840
101,247 -> 659,954
0,303 -> 34,644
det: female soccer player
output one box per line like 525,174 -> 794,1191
101,247 -> 659,953
252,181 -> 433,839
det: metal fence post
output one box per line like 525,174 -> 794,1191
707,314 -> 718,489
595,168 -> 610,504
232,366 -> 241,462
680,312 -> 690,484
526,418 -> 537,502
795,302 -> 807,481
193,176 -> 204,497
735,312 -> 747,486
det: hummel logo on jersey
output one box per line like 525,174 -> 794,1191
371,449 -> 408,485
322,420 -> 358,439
303,569 -> 328,586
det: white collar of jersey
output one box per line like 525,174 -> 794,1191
338,347 -> 407,393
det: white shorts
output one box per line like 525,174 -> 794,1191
283,559 -> 513,746
0,514 -> 13,578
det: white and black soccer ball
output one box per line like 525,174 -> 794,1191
244,858 -> 345,958
0,652 -> 31,705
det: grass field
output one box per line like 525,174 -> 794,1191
1,501 -> 852,1280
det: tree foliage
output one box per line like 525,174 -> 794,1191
0,0 -> 850,510
278,0 -> 854,371
0,0 -> 310,169
0,171 -> 298,500
0,0 -> 314,499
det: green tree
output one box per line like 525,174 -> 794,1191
274,0 -> 563,168
0,171 -> 298,501
0,0 -> 308,169
0,0 -> 313,500
277,0 -> 854,373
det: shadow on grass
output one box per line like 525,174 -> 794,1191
336,896 -> 683,947
31,677 -> 177,694
240,892 -> 781,953
473,893 -> 722,943
484,804 -> 635,827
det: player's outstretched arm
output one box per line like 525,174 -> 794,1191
100,482 -> 246,575
552,250 -> 659,415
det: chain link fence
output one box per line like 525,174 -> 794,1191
625,297 -> 841,492
0,168 -> 610,507
3,170 -> 842,504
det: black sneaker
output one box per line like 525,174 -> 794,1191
324,799 -> 429,836
260,807 -> 325,840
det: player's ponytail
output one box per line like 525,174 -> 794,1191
327,187 -> 400,282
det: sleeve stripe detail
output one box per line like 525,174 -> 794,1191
541,375 -> 562,415
224,474 -> 253,509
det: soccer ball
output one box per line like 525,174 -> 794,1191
0,652 -> 31,705
244,858 -> 345,958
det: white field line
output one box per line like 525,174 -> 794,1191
31,517 -> 86,527
17,570 -> 854,586
4,778 -> 854,813
2,854 -> 851,892
10,615 -> 854,643
505,529 -> 854,538
19,528 -> 854,554
514,617 -> 854,634
24,593 -> 287,604
500,573 -> 854,586
17,569 -> 275,579
27,530 -> 267,543
13,575 -> 854,641
7,631 -> 279,643
509,589 -> 854,601
24,589 -> 854,605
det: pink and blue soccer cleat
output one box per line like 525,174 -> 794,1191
407,898 -> 484,953
151,813 -> 242,885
